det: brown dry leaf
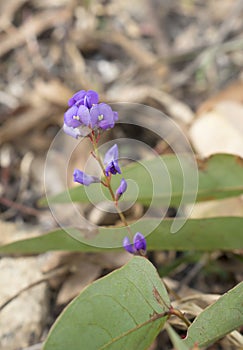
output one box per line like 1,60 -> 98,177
197,80 -> 243,115
221,331 -> 243,349
42,252 -> 102,306
172,293 -> 220,315
54,251 -> 131,305
0,220 -> 41,246
171,294 -> 243,348
190,101 -> 243,157
189,88 -> 243,219
56,260 -> 101,305
42,250 -> 131,295
41,251 -> 72,273
42,251 -> 131,276
165,277 -> 243,348
89,251 -> 131,269
188,196 -> 243,219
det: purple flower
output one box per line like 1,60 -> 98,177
123,232 -> 147,255
64,105 -> 82,128
63,122 -> 92,139
63,89 -> 118,138
90,103 -> 118,130
64,103 -> 97,135
123,237 -> 134,254
68,90 -> 99,108
134,232 -> 147,251
63,105 -> 92,138
115,178 -> 127,201
78,105 -> 97,129
104,144 -> 121,176
73,169 -> 100,186
63,123 -> 82,139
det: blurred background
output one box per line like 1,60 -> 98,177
0,0 -> 243,349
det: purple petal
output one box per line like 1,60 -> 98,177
133,232 -> 146,252
105,160 -> 121,176
104,144 -> 119,165
90,104 -> 111,128
64,105 -> 82,128
78,105 -> 93,127
83,90 -> 99,108
73,169 -> 100,186
116,178 -> 127,196
68,90 -> 99,108
90,103 -> 116,130
104,144 -> 121,176
63,123 -> 81,139
68,90 -> 86,107
123,237 -> 135,254
98,103 -> 115,129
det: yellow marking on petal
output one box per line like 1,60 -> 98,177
73,115 -> 80,120
98,114 -> 104,121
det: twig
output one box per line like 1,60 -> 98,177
0,196 -> 40,217
0,8 -> 72,57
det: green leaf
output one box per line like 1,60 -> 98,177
184,282 -> 243,347
39,154 -> 243,206
43,256 -> 170,350
1,217 -> 243,254
166,324 -> 191,350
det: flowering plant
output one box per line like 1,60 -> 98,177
0,89 -> 242,350
63,89 -> 147,256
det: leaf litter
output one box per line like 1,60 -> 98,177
0,0 -> 243,349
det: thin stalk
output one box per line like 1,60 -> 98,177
90,132 -> 133,238
169,307 -> 191,328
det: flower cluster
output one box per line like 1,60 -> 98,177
64,89 -> 146,255
63,90 -> 118,139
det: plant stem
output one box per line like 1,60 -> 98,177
169,306 -> 191,328
90,132 -> 133,238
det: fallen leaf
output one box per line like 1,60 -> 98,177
197,80 -> 243,115
190,101 -> 243,157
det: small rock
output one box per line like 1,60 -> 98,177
0,257 -> 49,350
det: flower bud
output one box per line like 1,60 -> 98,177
115,178 -> 127,201
73,169 -> 100,186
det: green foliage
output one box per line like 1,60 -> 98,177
3,152 -> 242,349
41,258 -> 243,350
166,324 -> 191,350
39,154 -> 243,206
1,217 -> 243,254
43,257 -> 170,350
184,282 -> 243,347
